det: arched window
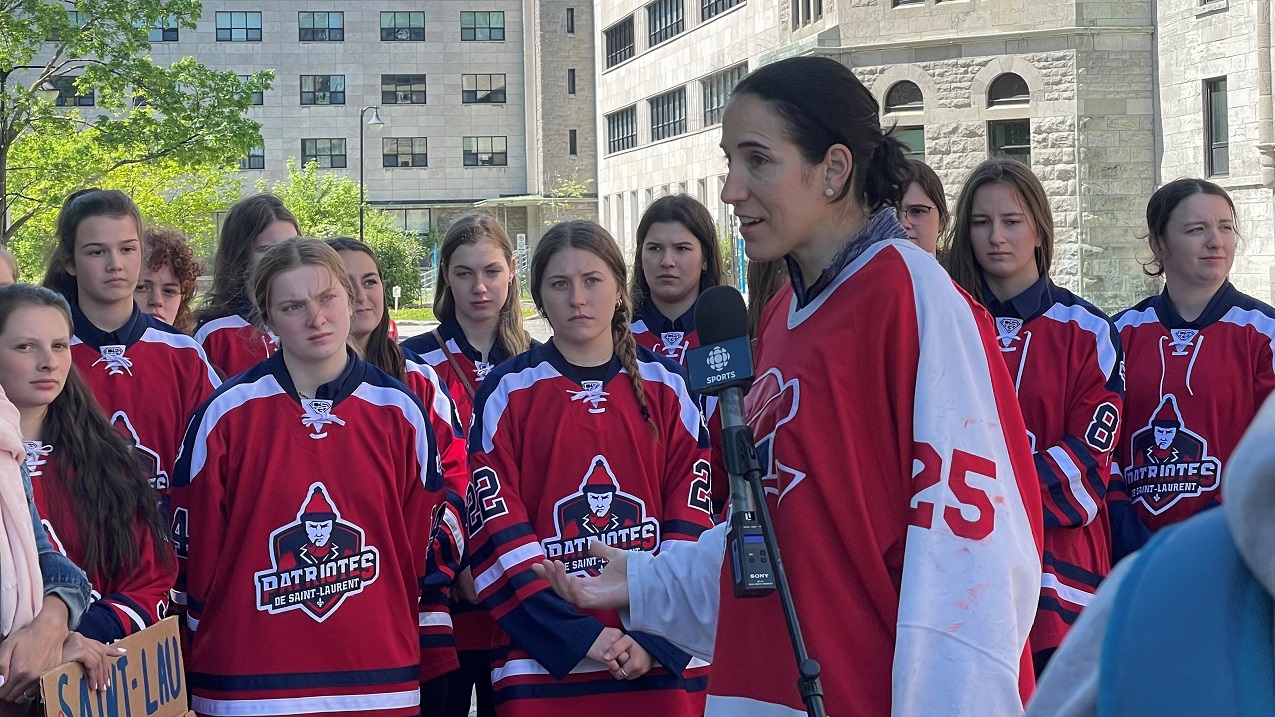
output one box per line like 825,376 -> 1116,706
884,81 -> 924,113
987,73 -> 1030,107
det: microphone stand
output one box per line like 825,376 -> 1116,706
719,390 -> 827,717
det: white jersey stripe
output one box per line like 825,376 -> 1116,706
1043,303 -> 1119,379
1220,306 -> 1275,375
474,541 -> 545,595
1046,444 -> 1099,525
493,657 -> 711,685
194,314 -> 252,345
419,611 -> 453,628
192,689 -> 420,715
1041,572 -> 1096,608
114,602 -> 149,633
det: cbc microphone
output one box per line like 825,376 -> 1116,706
688,286 -> 776,598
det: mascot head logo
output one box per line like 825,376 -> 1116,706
541,456 -> 660,576
254,484 -> 380,622
1124,394 -> 1221,515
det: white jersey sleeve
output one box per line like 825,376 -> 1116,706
622,521 -> 725,662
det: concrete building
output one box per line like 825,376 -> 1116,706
595,0 -> 1275,310
143,0 -> 597,251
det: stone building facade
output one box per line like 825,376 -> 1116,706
596,0 -> 1275,310
142,0 -> 597,252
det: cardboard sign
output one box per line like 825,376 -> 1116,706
39,617 -> 190,717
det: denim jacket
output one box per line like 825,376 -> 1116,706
21,462 -> 90,628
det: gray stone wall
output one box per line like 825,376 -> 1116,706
535,0 -> 599,207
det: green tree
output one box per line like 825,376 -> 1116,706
259,158 -> 424,305
540,171 -> 594,226
1,0 -> 272,244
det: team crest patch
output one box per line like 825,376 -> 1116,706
1124,394 -> 1221,514
747,368 -> 806,503
659,331 -> 690,363
475,361 -> 494,381
254,483 -> 380,622
540,456 -> 660,576
301,399 -> 345,439
569,381 -> 609,414
995,318 -> 1024,351
1169,329 -> 1198,356
93,345 -> 134,376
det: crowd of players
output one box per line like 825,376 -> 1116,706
0,55 -> 1268,717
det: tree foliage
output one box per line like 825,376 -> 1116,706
259,158 -> 425,305
1,0 -> 271,243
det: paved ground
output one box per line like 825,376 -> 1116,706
397,316 -> 554,343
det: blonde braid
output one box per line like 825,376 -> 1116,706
612,301 -> 657,440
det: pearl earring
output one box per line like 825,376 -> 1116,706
824,188 -> 835,197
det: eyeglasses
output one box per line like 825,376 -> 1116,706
902,205 -> 936,219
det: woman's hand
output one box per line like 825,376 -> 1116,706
531,540 -> 631,610
0,596 -> 70,702
614,641 -> 655,681
61,633 -> 125,692
585,627 -> 630,672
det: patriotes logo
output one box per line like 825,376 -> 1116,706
254,483 -> 380,622
1124,394 -> 1221,514
540,456 -> 660,576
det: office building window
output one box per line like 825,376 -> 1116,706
301,138 -> 347,168
381,74 -> 426,104
148,16 -> 179,43
893,0 -> 924,5
604,17 -> 635,68
607,106 -> 637,153
383,137 -> 428,167
567,8 -> 576,33
988,120 -> 1031,165
300,75 -> 345,105
701,0 -> 743,21
48,11 -> 84,41
386,208 -> 432,237
884,81 -> 924,113
702,63 -> 746,126
299,12 -> 344,41
650,88 -> 687,141
792,0 -> 822,28
52,76 -> 94,107
216,12 -> 261,42
569,129 -> 578,156
648,0 -> 684,46
239,74 -> 264,105
896,127 -> 925,161
461,12 -> 505,41
462,74 -> 506,103
239,146 -> 265,170
381,12 -> 425,41
988,73 -> 1030,107
568,69 -> 577,95
463,136 -> 508,166
1206,77 -> 1229,176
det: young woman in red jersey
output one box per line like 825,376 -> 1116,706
194,193 -> 300,378
465,220 -> 714,716
40,189 -> 219,495
628,195 -> 725,366
399,215 -> 532,717
531,57 -> 1043,717
172,238 -> 444,717
0,284 -> 175,645
328,237 -> 470,715
136,227 -> 202,332
942,158 -> 1123,674
1109,179 -> 1275,560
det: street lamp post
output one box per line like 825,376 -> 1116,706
358,105 -> 384,240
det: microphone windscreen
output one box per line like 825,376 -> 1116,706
695,285 -> 750,345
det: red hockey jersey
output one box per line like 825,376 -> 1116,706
71,304 -> 219,494
171,350 -> 444,717
467,341 -> 714,716
194,313 -> 278,379
630,302 -> 698,366
984,277 -> 1122,660
1112,283 -> 1275,536
706,222 -> 1042,716
404,353 -> 467,681
23,442 -> 176,643
401,319 -> 529,653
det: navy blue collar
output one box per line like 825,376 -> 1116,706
541,339 -> 621,387
982,275 -> 1052,322
636,299 -> 694,335
1152,282 -> 1238,330
441,313 -> 512,365
266,347 -> 364,404
72,301 -> 148,350
785,208 -> 909,308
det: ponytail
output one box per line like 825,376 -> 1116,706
862,132 -> 912,212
